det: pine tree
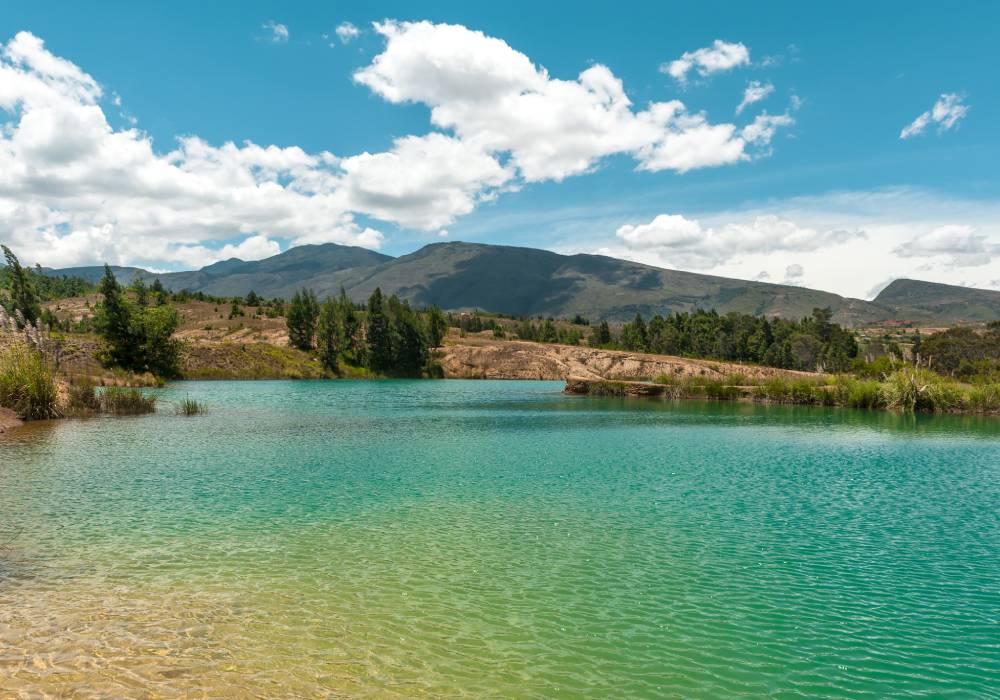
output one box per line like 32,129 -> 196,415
388,295 -> 427,376
426,305 -> 447,347
286,289 -> 319,351
365,287 -> 393,372
1,245 -> 40,326
316,297 -> 342,375
337,287 -> 359,358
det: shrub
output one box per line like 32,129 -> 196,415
100,386 -> 156,415
880,368 -> 963,412
0,343 -> 60,420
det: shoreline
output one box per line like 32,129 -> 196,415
564,377 -> 1000,417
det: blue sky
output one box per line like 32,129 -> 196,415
1,1 -> 997,297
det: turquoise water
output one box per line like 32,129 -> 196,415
1,380 -> 999,697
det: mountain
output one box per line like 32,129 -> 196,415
873,279 -> 1000,323
43,241 -> 1000,326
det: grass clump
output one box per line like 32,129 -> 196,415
176,396 -> 207,416
66,377 -> 101,415
0,343 -> 60,420
880,368 -> 963,412
966,384 -> 1000,413
588,380 -> 630,396
100,386 -> 156,415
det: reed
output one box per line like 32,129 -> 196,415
0,342 -> 60,420
100,386 -> 157,415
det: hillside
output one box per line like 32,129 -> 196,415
41,241 -> 999,326
874,279 -> 1000,323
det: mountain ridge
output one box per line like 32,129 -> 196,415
40,241 -> 1000,326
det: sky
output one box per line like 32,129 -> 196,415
1,0 -> 998,299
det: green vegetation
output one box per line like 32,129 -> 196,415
66,378 -> 101,415
608,307 -> 858,372
1,245 -> 41,326
95,265 -> 181,378
286,289 -> 319,351
0,342 -> 60,420
918,323 -> 1000,381
99,387 -> 157,415
176,396 -> 207,416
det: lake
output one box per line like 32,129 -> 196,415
1,380 -> 998,697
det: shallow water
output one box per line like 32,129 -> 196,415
1,380 -> 998,697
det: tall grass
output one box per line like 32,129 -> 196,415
0,342 -> 60,420
66,377 -> 101,415
100,386 -> 156,415
176,396 -> 207,416
880,368 -> 963,412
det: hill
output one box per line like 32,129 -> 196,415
873,279 -> 1000,323
41,241 -> 1000,326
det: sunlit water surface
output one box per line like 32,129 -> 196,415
1,380 -> 999,698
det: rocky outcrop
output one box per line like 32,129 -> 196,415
438,339 -> 817,382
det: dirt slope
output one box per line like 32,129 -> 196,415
438,338 -> 818,381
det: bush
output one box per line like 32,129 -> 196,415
100,387 -> 156,415
880,368 -> 963,412
0,343 -> 60,420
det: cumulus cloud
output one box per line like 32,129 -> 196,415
661,40 -> 750,84
262,20 -> 289,43
0,31 -> 382,268
614,213 -> 862,269
900,93 -> 969,139
736,80 -> 774,114
0,24 -> 795,270
893,224 -> 997,266
355,21 -> 789,180
783,263 -> 804,284
335,22 -> 360,44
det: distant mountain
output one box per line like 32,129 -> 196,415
874,279 -> 1000,323
42,241 -> 1000,326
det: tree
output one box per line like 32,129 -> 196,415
591,320 -> 612,347
316,297 -> 341,375
365,287 -> 393,372
337,288 -> 360,359
540,319 -> 558,343
426,305 -> 447,347
286,289 -> 319,351
388,295 -> 427,376
1,245 -> 40,326
245,290 -> 263,307
95,265 -> 180,376
130,277 -> 149,307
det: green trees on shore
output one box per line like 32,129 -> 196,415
601,307 -> 858,372
285,286 -> 434,377
95,265 -> 181,377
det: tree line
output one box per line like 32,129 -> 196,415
595,308 -> 859,372
285,287 -> 446,377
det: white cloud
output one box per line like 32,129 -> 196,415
574,188 -> 1000,298
661,40 -> 750,84
736,80 -> 774,114
0,31 -> 381,269
355,21 -> 789,181
614,213 -> 862,269
893,224 -> 997,267
900,93 -> 969,139
0,25 -> 794,270
783,263 -> 804,284
338,132 -> 512,230
335,22 -> 360,44
262,20 -> 289,43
